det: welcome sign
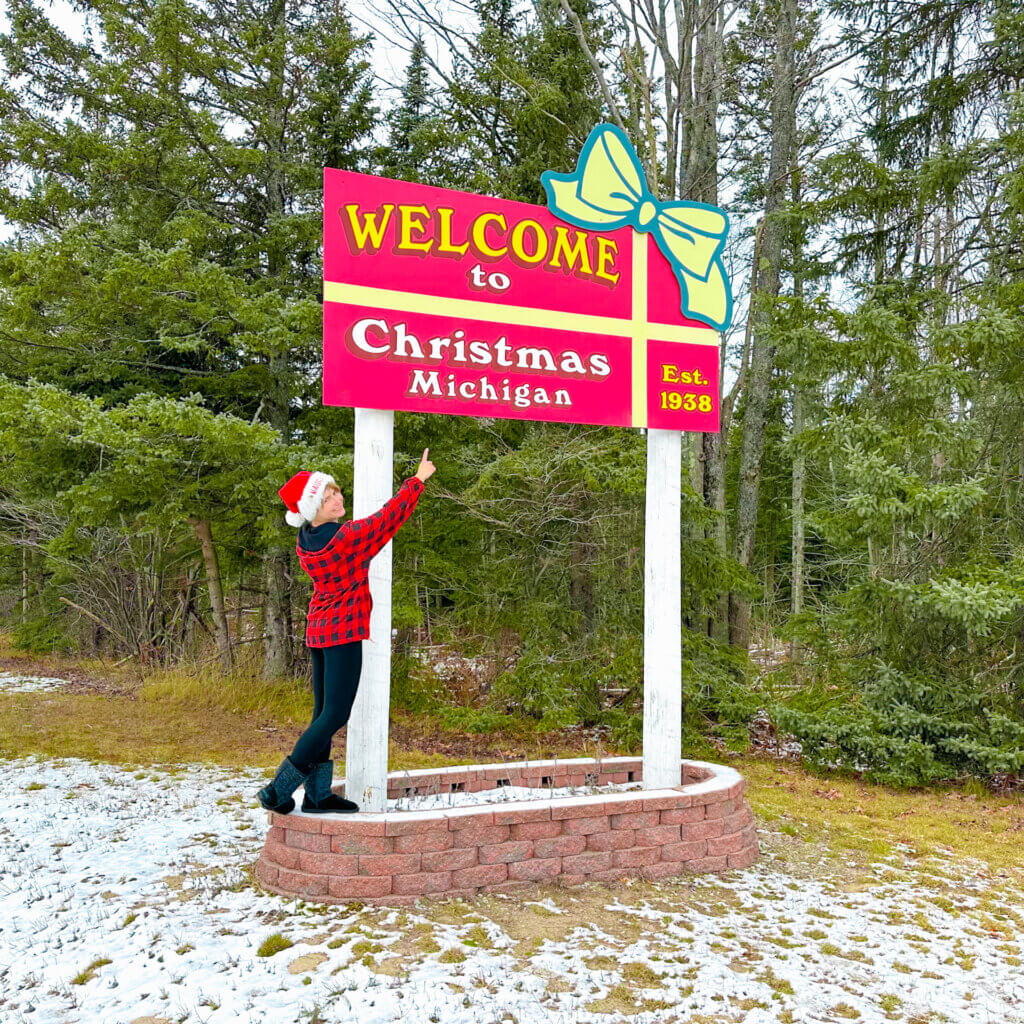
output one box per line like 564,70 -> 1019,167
323,125 -> 732,432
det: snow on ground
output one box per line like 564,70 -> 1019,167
3,755 -> 1024,1024
389,779 -> 644,811
0,670 -> 70,694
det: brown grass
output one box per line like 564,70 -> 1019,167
0,634 -> 620,770
736,756 -> 1024,877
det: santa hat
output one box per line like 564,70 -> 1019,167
278,470 -> 337,527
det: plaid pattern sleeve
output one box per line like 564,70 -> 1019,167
297,475 -> 425,647
348,475 -> 425,565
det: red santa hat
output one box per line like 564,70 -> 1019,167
278,470 -> 337,527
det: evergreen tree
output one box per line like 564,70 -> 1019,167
444,0 -> 609,202
381,34 -> 470,186
767,0 -> 1024,783
383,36 -> 430,181
0,0 -> 379,675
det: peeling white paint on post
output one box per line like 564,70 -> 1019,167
345,407 -> 394,812
643,427 -> 682,790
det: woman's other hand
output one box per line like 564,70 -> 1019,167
415,448 -> 435,482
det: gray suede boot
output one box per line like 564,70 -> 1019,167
258,756 -> 310,815
301,760 -> 359,814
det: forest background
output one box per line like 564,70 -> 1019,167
0,0 -> 1021,790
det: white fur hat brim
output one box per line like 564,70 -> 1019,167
285,471 -> 336,527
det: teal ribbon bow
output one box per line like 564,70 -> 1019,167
541,123 -> 733,332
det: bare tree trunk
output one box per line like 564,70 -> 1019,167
21,528 -> 36,623
790,383 -> 806,653
570,523 -> 601,717
263,549 -> 292,678
236,564 -> 245,641
191,517 -> 234,671
260,0 -> 294,678
703,431 -> 729,642
729,0 -> 798,649
790,165 -> 806,664
687,0 -> 729,642
569,532 -> 595,625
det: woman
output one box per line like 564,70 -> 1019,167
258,448 -> 435,815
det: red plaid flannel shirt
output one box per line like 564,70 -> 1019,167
297,475 -> 425,647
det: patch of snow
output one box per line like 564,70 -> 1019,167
0,671 -> 69,694
410,646 -> 496,685
387,779 -> 644,811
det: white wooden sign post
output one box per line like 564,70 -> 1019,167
642,427 -> 683,789
344,407 -> 396,812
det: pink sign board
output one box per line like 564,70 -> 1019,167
323,169 -> 721,431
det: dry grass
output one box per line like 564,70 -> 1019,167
0,687 -> 600,770
736,757 -> 1024,877
0,691 -> 297,767
0,633 -> 599,769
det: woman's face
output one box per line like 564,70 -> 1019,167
317,486 -> 345,522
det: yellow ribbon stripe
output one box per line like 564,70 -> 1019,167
323,280 -> 716,349
631,230 -> 648,429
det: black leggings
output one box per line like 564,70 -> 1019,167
289,641 -> 363,774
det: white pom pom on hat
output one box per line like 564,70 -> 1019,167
278,470 -> 337,528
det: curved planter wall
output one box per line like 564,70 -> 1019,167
256,757 -> 759,906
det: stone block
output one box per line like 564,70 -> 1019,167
331,834 -> 393,856
451,862 -> 509,888
511,820 -> 563,841
296,851 -> 359,876
477,840 -> 534,865
508,857 -> 562,881
394,831 -> 455,855
277,869 -> 328,896
609,811 -> 660,830
451,824 -> 511,848
633,824 -> 681,847
391,871 -> 454,895
263,840 -> 301,870
533,835 -> 586,859
358,853 -> 422,876
584,829 -> 636,852
285,830 -> 332,852
562,850 -> 612,874
660,806 -> 704,825
611,846 -> 662,869
421,847 -> 478,873
707,831 -> 751,857
320,818 -> 387,836
681,818 -> 727,842
562,815 -> 611,836
660,839 -> 708,862
492,805 -> 552,825
328,874 -> 393,899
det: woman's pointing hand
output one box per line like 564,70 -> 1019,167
415,447 -> 435,482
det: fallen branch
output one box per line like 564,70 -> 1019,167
59,597 -> 134,650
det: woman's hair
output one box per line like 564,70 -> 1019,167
324,482 -> 341,497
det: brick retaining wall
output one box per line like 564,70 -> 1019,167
255,757 -> 758,906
